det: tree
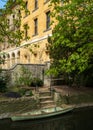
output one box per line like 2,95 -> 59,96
48,0 -> 93,86
0,0 -> 29,64
0,0 -> 26,46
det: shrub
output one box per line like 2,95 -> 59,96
14,66 -> 32,87
18,88 -> 26,96
0,76 -> 7,92
0,70 -> 9,92
25,90 -> 33,96
30,78 -> 43,87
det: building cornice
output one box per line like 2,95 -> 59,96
0,34 -> 52,54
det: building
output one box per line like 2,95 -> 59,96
0,0 -> 53,69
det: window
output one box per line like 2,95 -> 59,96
25,1 -> 28,17
24,24 -> 28,40
34,18 -> 38,35
35,0 -> 38,9
32,0 -> 38,12
46,11 -> 50,30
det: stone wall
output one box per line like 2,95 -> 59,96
1,63 -> 50,87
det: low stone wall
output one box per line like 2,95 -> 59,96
1,63 -> 51,87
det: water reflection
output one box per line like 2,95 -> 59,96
0,107 -> 93,130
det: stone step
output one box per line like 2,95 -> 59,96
40,100 -> 55,107
39,90 -> 50,93
39,87 -> 50,91
38,87 -> 56,109
41,104 -> 56,109
39,91 -> 51,97
39,96 -> 53,102
40,100 -> 54,104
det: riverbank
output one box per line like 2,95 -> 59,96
0,96 -> 39,119
53,85 -> 93,104
0,86 -> 93,120
0,102 -> 93,120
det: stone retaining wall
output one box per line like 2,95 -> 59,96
1,63 -> 50,87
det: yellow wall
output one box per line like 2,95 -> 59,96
1,0 -> 54,69
21,0 -> 52,38
20,0 -> 52,65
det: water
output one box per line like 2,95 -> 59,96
0,107 -> 93,130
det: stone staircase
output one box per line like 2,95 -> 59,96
39,87 -> 56,109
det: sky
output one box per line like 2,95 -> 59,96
0,0 -> 7,8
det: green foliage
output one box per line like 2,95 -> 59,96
18,88 -> 26,96
0,0 -> 29,46
14,66 -> 43,88
17,87 -> 33,96
48,0 -> 93,86
30,78 -> 43,87
0,70 -> 10,92
14,66 -> 32,87
0,77 -> 7,92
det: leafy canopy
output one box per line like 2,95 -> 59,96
48,0 -> 93,76
0,0 -> 28,64
0,0 -> 28,46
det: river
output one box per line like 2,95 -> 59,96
0,107 -> 93,130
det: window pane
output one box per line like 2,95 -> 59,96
46,11 -> 50,29
34,18 -> 38,35
35,0 -> 38,9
